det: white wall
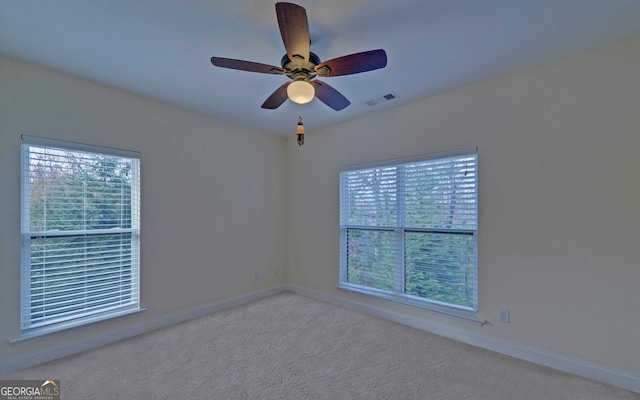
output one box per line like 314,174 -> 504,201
286,37 -> 640,377
0,56 -> 287,362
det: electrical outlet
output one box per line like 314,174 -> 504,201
499,308 -> 510,323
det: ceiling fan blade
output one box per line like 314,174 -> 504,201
261,83 -> 291,109
211,57 -> 285,74
276,2 -> 310,62
315,49 -> 387,77
312,80 -> 350,111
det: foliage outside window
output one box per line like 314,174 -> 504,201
339,148 -> 478,315
20,136 -> 140,335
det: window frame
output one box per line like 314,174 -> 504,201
339,148 -> 481,323
19,135 -> 142,339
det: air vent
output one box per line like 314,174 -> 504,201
365,92 -> 398,107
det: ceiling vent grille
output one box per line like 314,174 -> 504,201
365,92 -> 398,107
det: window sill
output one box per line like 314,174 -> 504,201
338,284 -> 485,326
11,307 -> 147,346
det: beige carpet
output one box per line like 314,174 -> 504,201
2,292 -> 638,399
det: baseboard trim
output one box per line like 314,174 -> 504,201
286,284 -> 639,394
4,284 -> 638,394
0,285 -> 285,376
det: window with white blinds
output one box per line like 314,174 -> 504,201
339,148 -> 478,315
20,136 -> 141,334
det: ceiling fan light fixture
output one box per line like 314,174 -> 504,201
287,80 -> 315,104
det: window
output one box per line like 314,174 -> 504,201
20,136 -> 141,336
339,148 -> 478,318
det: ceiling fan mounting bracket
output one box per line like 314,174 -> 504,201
315,65 -> 330,76
269,67 -> 287,75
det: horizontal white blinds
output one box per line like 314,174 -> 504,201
340,152 -> 477,231
21,137 -> 140,331
340,149 -> 477,311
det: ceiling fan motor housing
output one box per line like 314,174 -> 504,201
281,52 -> 323,81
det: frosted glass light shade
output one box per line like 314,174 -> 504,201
287,81 -> 315,104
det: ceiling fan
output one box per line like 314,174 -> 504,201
210,2 -> 387,111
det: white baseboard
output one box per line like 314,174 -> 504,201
3,283 -> 638,394
286,284 -> 640,394
0,285 -> 285,376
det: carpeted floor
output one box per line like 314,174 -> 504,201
2,292 -> 638,399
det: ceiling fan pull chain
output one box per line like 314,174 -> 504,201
296,106 -> 305,146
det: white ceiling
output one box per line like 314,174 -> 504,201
2,0 -> 640,137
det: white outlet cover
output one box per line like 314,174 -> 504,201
499,309 -> 510,323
